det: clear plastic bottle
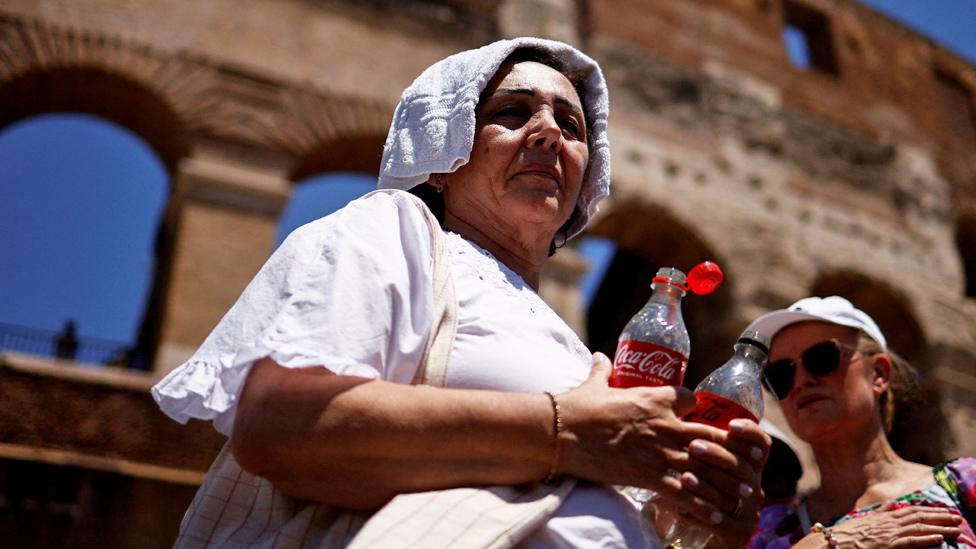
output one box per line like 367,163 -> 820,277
610,267 -> 690,390
610,267 -> 690,506
610,263 -> 723,508
648,329 -> 771,549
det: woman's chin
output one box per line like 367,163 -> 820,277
791,412 -> 865,445
504,195 -> 567,226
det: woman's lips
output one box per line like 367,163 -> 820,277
795,393 -> 829,410
516,165 -> 561,185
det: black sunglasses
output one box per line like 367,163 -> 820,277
763,339 -> 860,400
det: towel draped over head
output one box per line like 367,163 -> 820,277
377,37 -> 611,239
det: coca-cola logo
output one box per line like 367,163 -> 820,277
614,347 -> 682,379
610,340 -> 687,388
686,392 -> 757,429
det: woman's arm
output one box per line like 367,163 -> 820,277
788,504 -> 963,549
232,357 -> 555,508
231,355 -> 742,512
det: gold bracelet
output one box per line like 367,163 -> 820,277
542,391 -> 563,483
811,522 -> 838,548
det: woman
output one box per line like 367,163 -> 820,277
153,37 -> 769,548
745,296 -> 975,548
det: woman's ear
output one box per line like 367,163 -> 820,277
871,352 -> 892,397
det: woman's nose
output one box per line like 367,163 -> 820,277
792,361 -> 818,391
527,111 -> 562,152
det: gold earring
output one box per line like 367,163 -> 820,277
434,174 -> 444,193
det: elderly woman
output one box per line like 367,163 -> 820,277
745,296 -> 976,549
153,37 -> 768,548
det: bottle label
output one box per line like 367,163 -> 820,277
685,392 -> 758,430
610,340 -> 687,388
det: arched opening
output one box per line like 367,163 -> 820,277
583,202 -> 734,386
809,271 -> 940,463
810,271 -> 925,364
290,134 -> 386,183
0,114 -> 168,368
956,215 -> 976,299
0,67 -> 189,173
0,67 -> 188,369
277,172 -> 376,244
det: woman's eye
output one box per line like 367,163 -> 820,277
560,119 -> 581,138
493,106 -> 526,119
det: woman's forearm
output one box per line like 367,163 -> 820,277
790,535 -> 828,548
231,358 -> 555,509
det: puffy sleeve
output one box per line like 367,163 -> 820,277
151,191 -> 435,436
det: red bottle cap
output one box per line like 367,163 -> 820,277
686,261 -> 723,295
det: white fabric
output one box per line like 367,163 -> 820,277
152,192 -> 434,436
153,191 -> 655,548
377,37 -> 611,239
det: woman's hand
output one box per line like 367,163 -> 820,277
797,503 -> 964,549
681,419 -> 769,548
557,353 -> 764,527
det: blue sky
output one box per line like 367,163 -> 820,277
858,0 -> 975,65
1,1 -> 974,359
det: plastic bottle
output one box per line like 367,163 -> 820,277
610,262 -> 723,506
649,329 -> 771,549
610,267 -> 691,389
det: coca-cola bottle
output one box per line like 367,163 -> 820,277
610,267 -> 691,389
648,329 -> 771,549
611,263 -> 722,506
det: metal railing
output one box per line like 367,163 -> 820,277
0,323 -> 132,366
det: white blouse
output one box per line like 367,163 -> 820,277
152,191 -> 656,548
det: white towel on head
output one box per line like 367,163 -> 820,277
378,36 -> 611,239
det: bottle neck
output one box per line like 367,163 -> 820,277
733,343 -> 767,369
650,282 -> 686,305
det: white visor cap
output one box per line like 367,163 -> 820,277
745,296 -> 886,349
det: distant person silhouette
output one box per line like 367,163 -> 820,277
55,320 -> 78,360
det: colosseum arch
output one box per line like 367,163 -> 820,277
0,16 -> 216,166
0,15 -> 398,371
956,214 -> 976,299
809,270 -> 927,364
290,134 -> 388,182
809,270 -> 942,463
0,18 -> 202,369
0,68 -> 189,173
584,200 -> 735,385
280,132 -> 389,244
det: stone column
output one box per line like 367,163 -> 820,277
152,141 -> 292,376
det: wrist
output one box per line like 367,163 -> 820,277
542,391 -> 563,483
811,522 -> 839,549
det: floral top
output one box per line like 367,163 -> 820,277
747,458 -> 976,549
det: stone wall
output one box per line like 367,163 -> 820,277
1,0 -> 975,543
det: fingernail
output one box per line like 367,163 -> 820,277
710,511 -> 723,524
690,440 -> 708,456
683,472 -> 699,488
750,446 -> 763,461
729,419 -> 746,433
592,352 -> 608,364
739,483 -> 753,498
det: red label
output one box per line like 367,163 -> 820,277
610,340 -> 687,388
685,392 -> 758,430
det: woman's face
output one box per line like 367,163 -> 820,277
441,60 -> 589,241
771,322 -> 887,444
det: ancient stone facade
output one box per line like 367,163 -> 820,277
1,0 -> 974,544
